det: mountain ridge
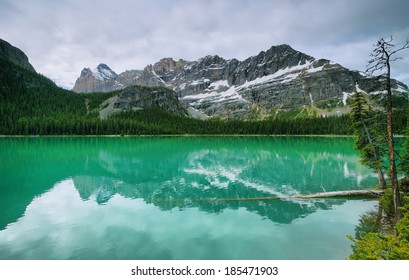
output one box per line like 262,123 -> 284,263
72,44 -> 408,119
2,37 -> 408,137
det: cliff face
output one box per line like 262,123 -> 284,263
0,38 -> 36,72
0,38 -> 57,89
99,85 -> 188,119
73,64 -> 121,93
73,44 -> 408,119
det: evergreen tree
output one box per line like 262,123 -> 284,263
350,90 -> 387,189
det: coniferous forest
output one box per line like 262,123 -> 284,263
0,54 -> 407,136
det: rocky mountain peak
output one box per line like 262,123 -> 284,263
80,67 -> 93,76
72,44 -> 408,119
97,63 -> 110,69
93,63 -> 118,81
72,63 -> 121,93
198,54 -> 225,64
152,58 -> 187,76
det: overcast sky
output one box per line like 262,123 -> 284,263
1,0 -> 408,89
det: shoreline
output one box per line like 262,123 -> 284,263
0,134 -> 357,138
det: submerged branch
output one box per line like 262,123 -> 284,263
152,190 -> 384,203
293,190 -> 383,199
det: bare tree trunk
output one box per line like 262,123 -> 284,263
362,117 -> 386,189
366,37 -> 409,220
385,60 -> 401,220
377,168 -> 387,189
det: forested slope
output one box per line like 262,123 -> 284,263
0,53 -> 406,136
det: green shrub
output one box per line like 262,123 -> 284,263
379,188 -> 395,217
348,195 -> 409,260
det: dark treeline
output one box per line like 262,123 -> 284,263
1,87 -> 406,136
1,106 -> 354,135
0,56 -> 407,136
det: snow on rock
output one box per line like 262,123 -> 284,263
181,85 -> 246,104
178,83 -> 186,90
306,65 -> 325,74
342,92 -> 352,105
309,92 -> 314,105
237,60 -> 317,90
92,64 -> 117,81
369,90 -> 387,95
151,68 -> 166,84
208,80 -> 229,90
395,84 -> 409,93
180,59 -> 336,108
355,83 -> 367,94
191,78 -> 210,86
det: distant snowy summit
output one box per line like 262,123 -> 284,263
73,58 -> 186,94
72,44 -> 408,119
73,63 -> 122,93
92,63 -> 117,81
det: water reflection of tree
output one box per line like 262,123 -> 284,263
353,195 -> 396,242
353,208 -> 383,241
349,194 -> 409,259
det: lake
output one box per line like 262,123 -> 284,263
0,136 -> 378,259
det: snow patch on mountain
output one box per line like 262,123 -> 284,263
209,80 -> 229,90
92,64 -> 117,81
342,92 -> 352,105
182,85 -> 246,105
237,61 -> 313,89
309,92 -> 314,105
191,78 -> 210,86
151,68 -> 166,84
396,84 -> 408,92
355,84 -> 367,94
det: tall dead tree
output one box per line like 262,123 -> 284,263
367,37 -> 409,220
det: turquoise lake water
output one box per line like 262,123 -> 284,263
0,136 -> 378,259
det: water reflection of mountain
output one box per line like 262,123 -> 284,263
71,136 -> 377,224
72,174 -> 346,224
0,136 -> 377,229
93,136 -> 376,193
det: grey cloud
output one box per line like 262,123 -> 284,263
0,0 -> 408,88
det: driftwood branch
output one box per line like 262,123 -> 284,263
152,190 -> 384,203
293,190 -> 383,199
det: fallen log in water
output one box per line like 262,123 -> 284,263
293,189 -> 384,199
152,189 -> 384,204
